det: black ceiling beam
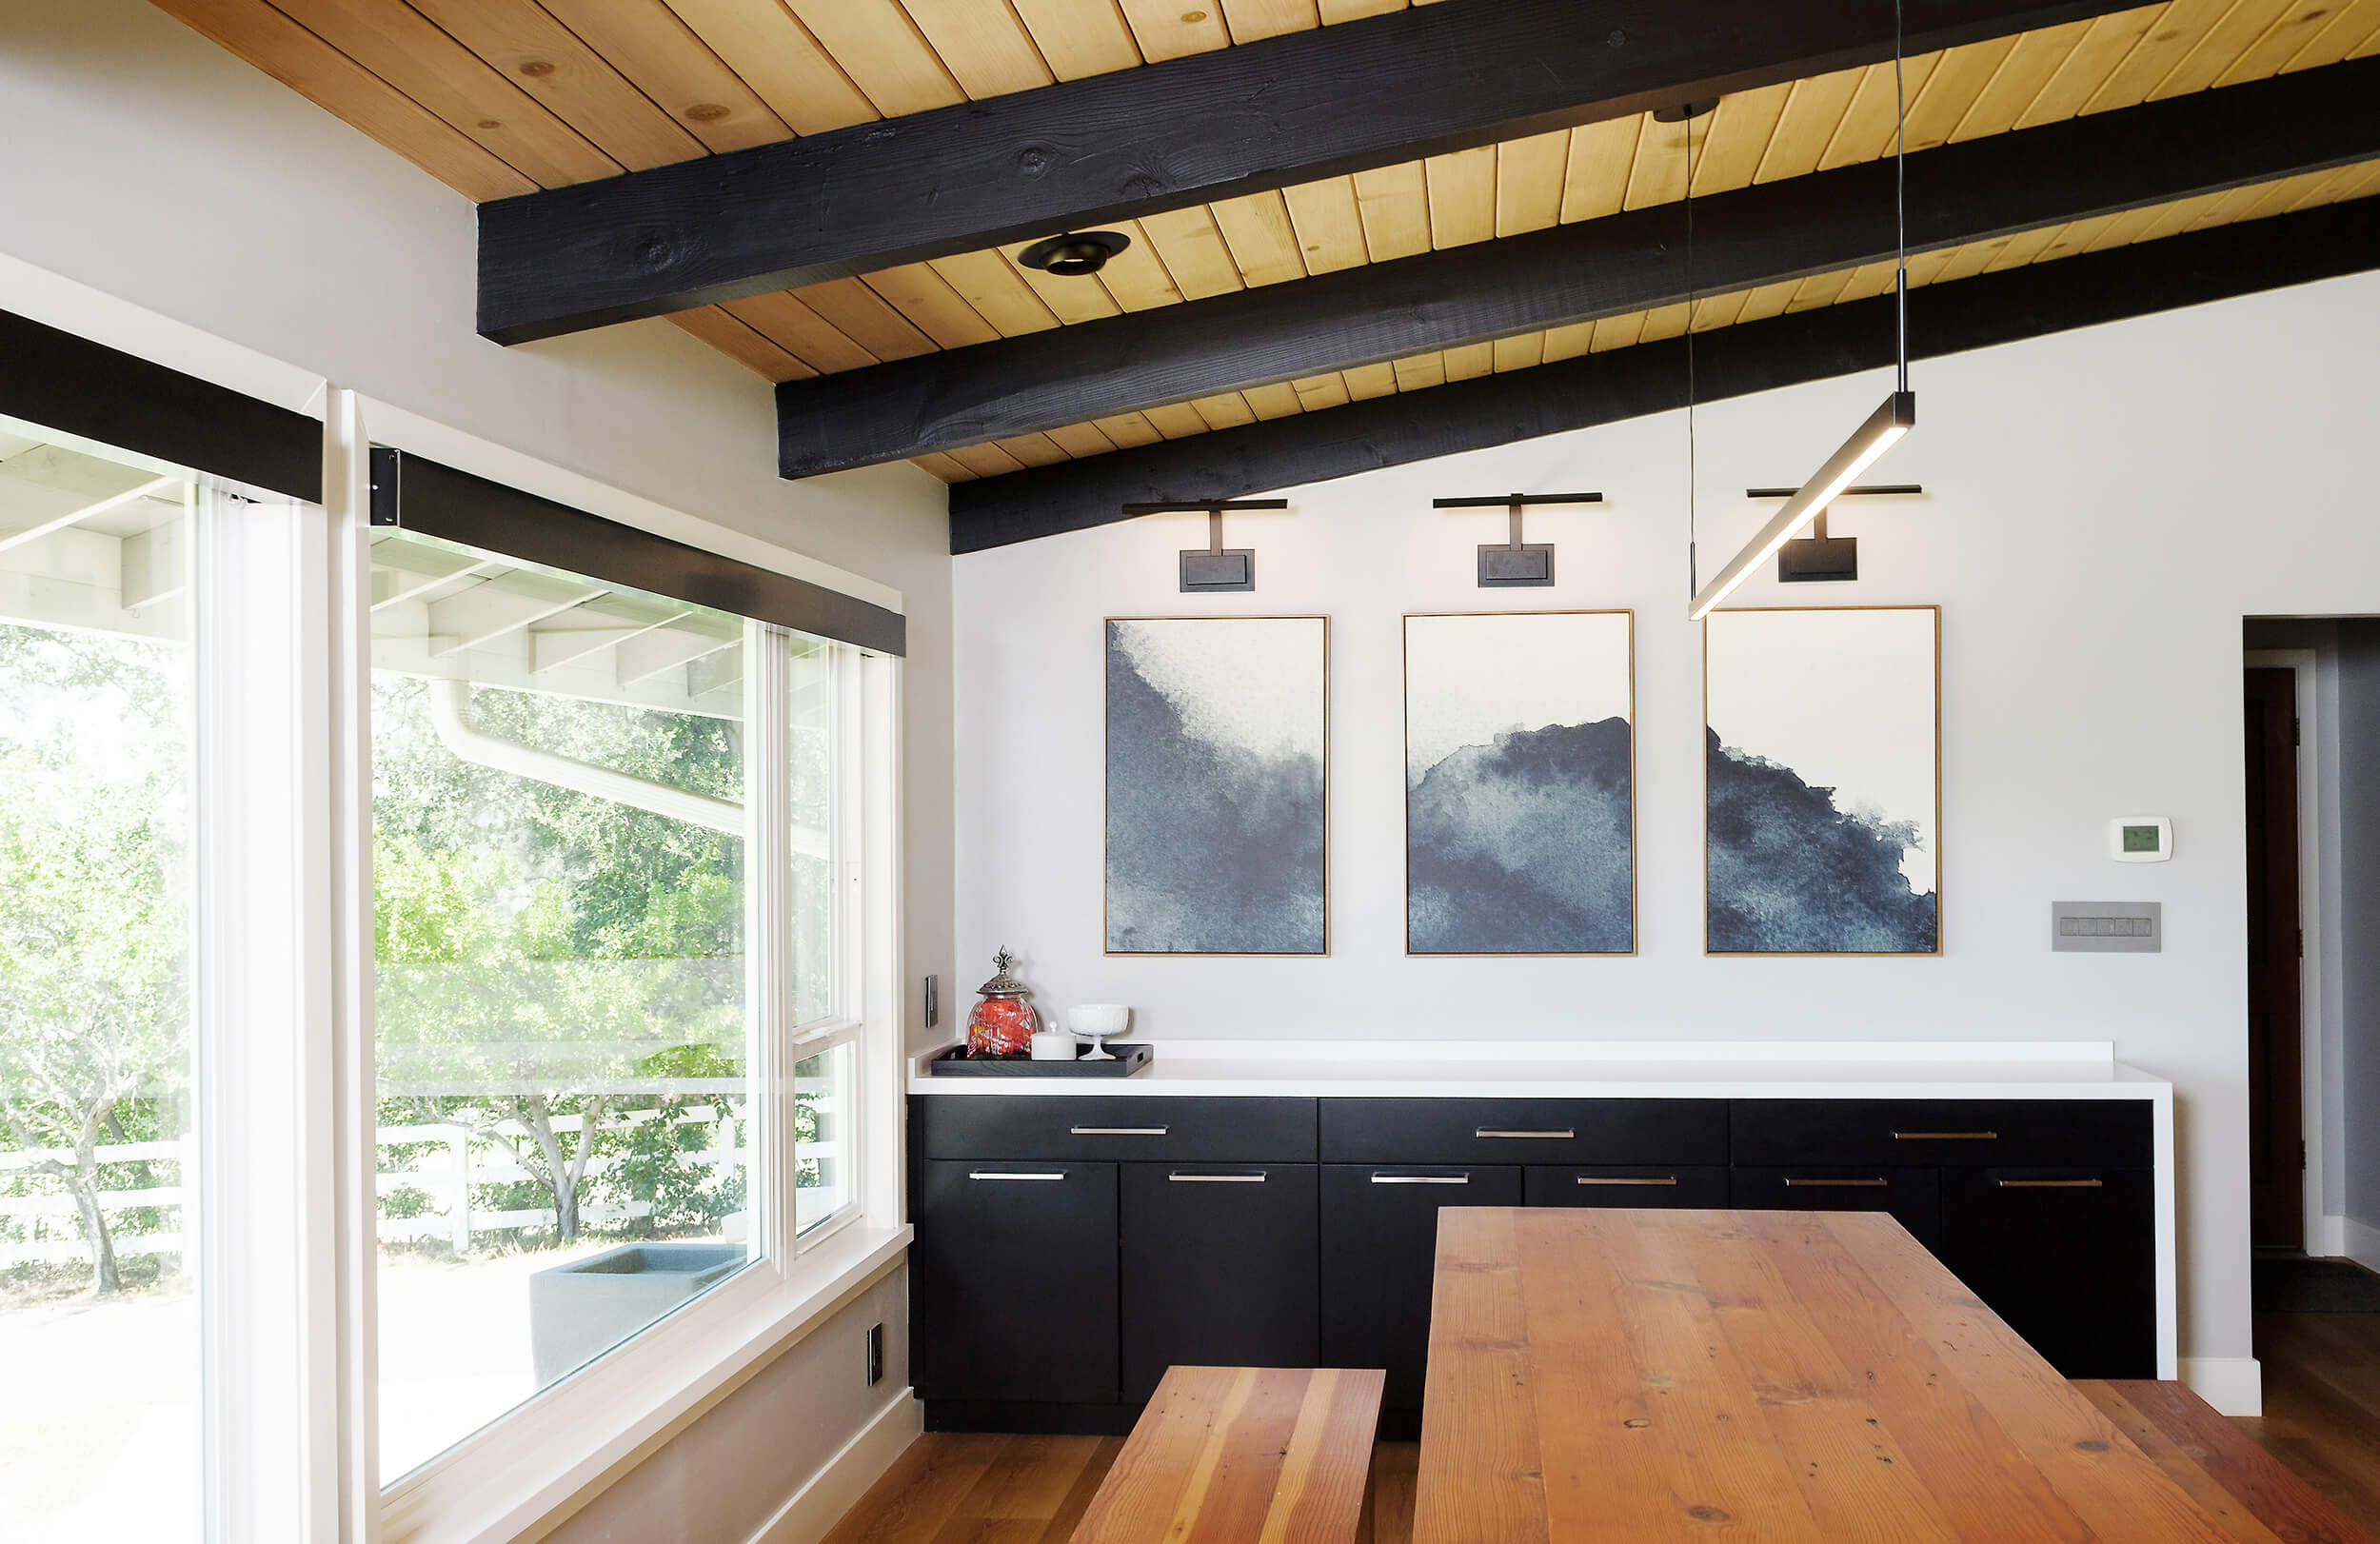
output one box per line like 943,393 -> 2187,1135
945,194 -> 2380,552
783,56 -> 2380,476
478,0 -> 2149,345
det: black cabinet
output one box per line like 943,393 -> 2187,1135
1732,1099 -> 2152,1169
910,1092 -> 2160,1429
1525,1165 -> 1731,1209
1937,1168 -> 2155,1379
911,1158 -> 1118,1405
1322,1099 -> 1727,1166
1121,1162 -> 1318,1399
1320,1164 -> 1522,1410
916,1095 -> 1318,1162
1730,1165 -> 1941,1249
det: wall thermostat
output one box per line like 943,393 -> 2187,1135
2109,816 -> 2172,862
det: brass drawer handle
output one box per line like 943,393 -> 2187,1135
1069,1126 -> 1167,1136
1169,1172 -> 1266,1183
1893,1131 -> 1998,1140
1997,1178 -> 2103,1189
1783,1178 -> 1890,1188
1477,1128 -> 1576,1139
1577,1176 -> 1677,1186
969,1172 -> 1065,1181
1373,1175 -> 1470,1185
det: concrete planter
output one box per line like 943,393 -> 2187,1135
528,1242 -> 745,1385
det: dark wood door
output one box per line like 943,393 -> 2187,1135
2245,665 -> 2305,1250
911,1158 -> 1119,1404
1937,1168 -> 2156,1378
1121,1163 -> 1319,1400
1319,1164 -> 1522,1410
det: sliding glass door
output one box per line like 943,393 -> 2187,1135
0,419 -> 198,1537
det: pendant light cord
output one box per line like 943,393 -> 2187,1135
1685,102 -> 1701,602
1895,0 -> 1909,393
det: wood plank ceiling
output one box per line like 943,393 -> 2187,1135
152,0 -> 2380,485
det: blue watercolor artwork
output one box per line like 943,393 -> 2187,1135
1704,606 -> 1940,955
1105,617 -> 1327,955
1405,611 -> 1635,955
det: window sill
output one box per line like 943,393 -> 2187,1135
380,1222 -> 913,1544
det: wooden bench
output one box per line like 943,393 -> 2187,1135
1073,1366 -> 1385,1544
2075,1379 -> 2377,1544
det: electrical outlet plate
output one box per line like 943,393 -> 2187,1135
2052,901 -> 2161,952
923,973 -> 939,1029
865,1322 -> 884,1386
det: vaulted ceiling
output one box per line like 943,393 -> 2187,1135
150,0 -> 2380,547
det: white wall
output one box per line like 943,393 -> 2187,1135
1,0 -> 949,1532
545,1270 -> 910,1544
955,267 -> 2380,1374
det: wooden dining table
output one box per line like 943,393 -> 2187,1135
1412,1206 -> 2246,1543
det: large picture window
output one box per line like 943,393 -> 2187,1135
366,526 -> 859,1480
0,419 -> 197,1537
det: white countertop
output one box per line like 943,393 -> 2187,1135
907,1039 -> 2170,1100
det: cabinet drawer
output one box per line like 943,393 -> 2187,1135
1937,1167 -> 2154,1378
913,1095 -> 1317,1161
1731,1165 -> 1941,1250
1320,1099 -> 1727,1166
1319,1164 -> 1522,1411
1524,1165 -> 1731,1209
911,1159 -> 1118,1404
1121,1163 -> 1319,1400
1731,1099 -> 2151,1169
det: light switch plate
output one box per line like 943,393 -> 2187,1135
2052,901 -> 2161,952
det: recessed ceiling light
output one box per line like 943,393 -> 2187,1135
1018,230 -> 1133,277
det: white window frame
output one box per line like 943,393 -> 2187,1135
336,401 -> 912,1544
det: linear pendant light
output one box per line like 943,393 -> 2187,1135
1688,0 -> 1916,622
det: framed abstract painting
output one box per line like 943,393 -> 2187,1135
1405,610 -> 1636,955
1104,616 -> 1328,955
1704,605 -> 1940,956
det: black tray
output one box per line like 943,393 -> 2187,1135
925,1043 -> 1153,1078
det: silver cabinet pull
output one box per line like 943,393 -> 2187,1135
1169,1172 -> 1266,1183
969,1172 -> 1065,1181
1373,1174 -> 1470,1185
1997,1178 -> 2103,1189
1783,1178 -> 1890,1188
1577,1176 -> 1677,1187
1070,1125 -> 1167,1136
1477,1128 -> 1576,1139
1893,1131 -> 1998,1141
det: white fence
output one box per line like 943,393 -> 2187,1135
0,1105 -> 757,1269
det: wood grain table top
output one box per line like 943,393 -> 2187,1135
1415,1207 -> 2240,1543
1074,1364 -> 1386,1544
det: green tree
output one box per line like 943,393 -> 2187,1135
0,626 -> 187,1296
369,675 -> 745,1247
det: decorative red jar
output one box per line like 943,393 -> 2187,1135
966,947 -> 1041,1057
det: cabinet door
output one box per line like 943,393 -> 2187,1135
1938,1168 -> 2155,1378
1525,1165 -> 1731,1209
912,1159 -> 1118,1404
1121,1163 -> 1319,1399
1319,1164 -> 1522,1410
1731,1166 -> 1941,1250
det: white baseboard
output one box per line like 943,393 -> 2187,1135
2311,1213 -> 2350,1259
746,1389 -> 921,1544
2180,1357 -> 2264,1416
2343,1216 -> 2380,1274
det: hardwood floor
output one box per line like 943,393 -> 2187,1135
831,1316 -> 2380,1544
2239,1313 -> 2380,1535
